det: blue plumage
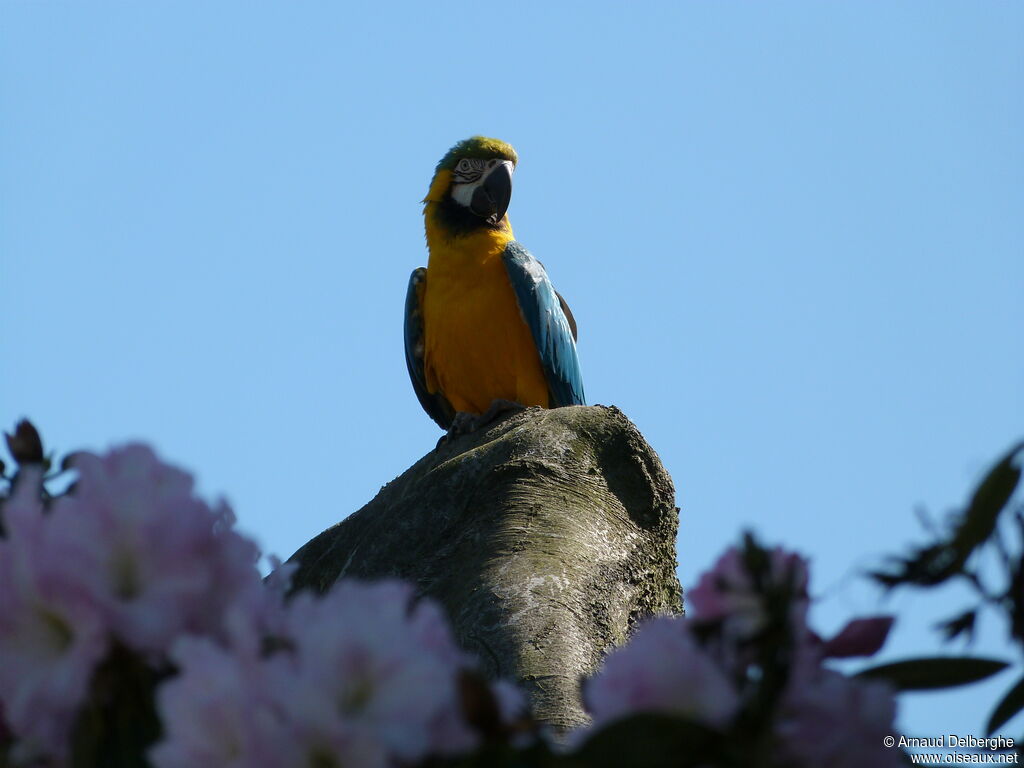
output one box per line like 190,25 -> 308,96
404,268 -> 455,429
501,241 -> 586,408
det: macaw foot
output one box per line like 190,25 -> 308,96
438,399 -> 526,447
469,398 -> 527,431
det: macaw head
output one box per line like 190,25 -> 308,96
424,136 -> 518,230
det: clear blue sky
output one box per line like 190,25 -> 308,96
3,1 -> 1022,743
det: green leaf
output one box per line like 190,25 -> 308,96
423,741 -> 559,768
952,441 -> 1024,560
935,609 -> 977,643
987,675 -> 1024,735
857,656 -> 1009,691
70,645 -> 166,768
870,543 -> 961,589
570,714 -> 730,768
871,441 -> 1023,590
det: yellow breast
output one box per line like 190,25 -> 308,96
421,218 -> 549,415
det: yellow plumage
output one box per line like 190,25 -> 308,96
421,170 -> 550,414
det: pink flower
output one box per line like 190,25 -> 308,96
152,620 -> 393,768
820,616 -> 894,659
153,579 -> 511,767
150,637 -> 293,768
219,558 -> 295,665
0,468 -> 109,759
50,445 -> 262,654
281,580 -> 478,762
491,678 -> 529,728
689,545 -> 810,638
583,616 -> 739,730
775,663 -> 901,768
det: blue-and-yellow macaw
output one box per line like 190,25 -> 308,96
404,136 -> 585,431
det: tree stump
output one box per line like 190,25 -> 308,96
285,405 -> 682,730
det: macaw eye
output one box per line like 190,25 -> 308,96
453,158 -> 485,183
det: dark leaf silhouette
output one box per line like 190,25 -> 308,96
987,675 -> 1024,736
857,657 -> 1008,691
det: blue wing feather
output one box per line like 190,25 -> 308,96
502,242 -> 586,407
404,268 -> 455,429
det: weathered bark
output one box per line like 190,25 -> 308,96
286,405 -> 682,731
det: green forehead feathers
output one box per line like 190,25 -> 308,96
436,136 -> 518,174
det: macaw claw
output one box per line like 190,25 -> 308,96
436,399 -> 527,447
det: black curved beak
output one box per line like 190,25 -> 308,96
470,161 -> 513,224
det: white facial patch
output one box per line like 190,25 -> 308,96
449,159 -> 514,208
450,180 -> 478,208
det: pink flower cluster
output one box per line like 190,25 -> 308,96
581,545 -> 902,768
689,545 -> 810,638
152,580 -> 523,768
0,444 -> 524,766
584,616 -> 739,731
0,447 -> 261,758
